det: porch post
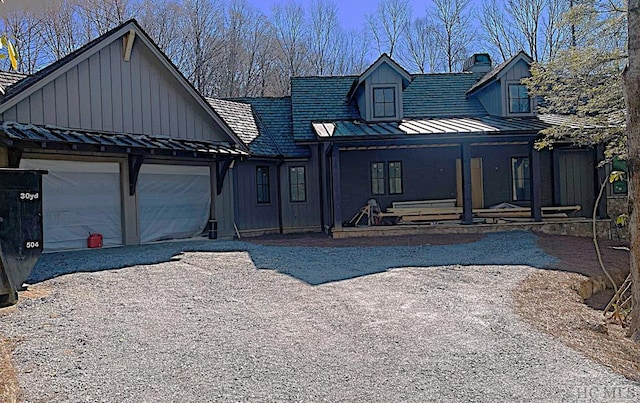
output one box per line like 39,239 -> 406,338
529,142 -> 542,222
461,141 -> 473,224
331,145 -> 342,230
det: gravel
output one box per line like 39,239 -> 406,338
3,231 -> 640,402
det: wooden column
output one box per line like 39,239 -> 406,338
461,142 -> 473,224
529,142 -> 542,222
331,145 -> 342,230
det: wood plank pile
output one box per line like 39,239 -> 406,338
375,199 -> 581,224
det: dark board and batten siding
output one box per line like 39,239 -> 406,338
1,38 -> 227,143
280,159 -> 321,232
233,161 -> 280,234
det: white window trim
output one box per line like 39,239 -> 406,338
368,83 -> 403,122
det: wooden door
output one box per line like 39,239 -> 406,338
456,158 -> 484,208
555,150 -> 595,217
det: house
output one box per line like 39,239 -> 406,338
211,52 -> 605,237
0,20 -> 610,252
0,20 -> 248,251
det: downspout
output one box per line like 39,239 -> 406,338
277,157 -> 284,234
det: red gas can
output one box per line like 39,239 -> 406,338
87,233 -> 103,248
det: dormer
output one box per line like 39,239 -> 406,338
347,54 -> 412,122
466,51 -> 535,118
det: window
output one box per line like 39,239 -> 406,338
508,84 -> 531,113
371,162 -> 385,195
373,87 -> 396,118
612,158 -> 628,195
388,161 -> 403,194
511,157 -> 531,201
289,166 -> 306,202
256,166 -> 270,203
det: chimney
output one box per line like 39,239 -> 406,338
463,53 -> 492,74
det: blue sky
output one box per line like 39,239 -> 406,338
246,0 -> 484,32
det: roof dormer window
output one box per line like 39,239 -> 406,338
508,84 -> 531,113
373,86 -> 396,119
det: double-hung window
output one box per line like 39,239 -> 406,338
373,87 -> 396,119
289,166 -> 306,202
256,166 -> 270,203
511,157 -> 531,201
370,161 -> 403,195
508,84 -> 531,113
371,162 -> 385,195
388,161 -> 403,194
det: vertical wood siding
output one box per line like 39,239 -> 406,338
233,161 -> 280,232
215,168 -> 236,238
338,144 -> 555,219
280,159 -> 321,232
1,38 -> 228,142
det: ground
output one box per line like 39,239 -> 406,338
0,231 -> 638,402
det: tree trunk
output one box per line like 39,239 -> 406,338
624,0 -> 640,341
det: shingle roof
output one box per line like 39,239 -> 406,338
208,97 -> 308,158
207,97 -> 280,156
0,121 -> 247,158
312,116 -> 550,139
291,76 -> 361,141
403,73 -> 487,118
239,97 -> 309,158
0,71 -> 28,95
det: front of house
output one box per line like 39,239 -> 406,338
215,52 -> 605,237
0,20 -> 612,251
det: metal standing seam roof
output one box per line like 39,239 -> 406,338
0,121 -> 247,157
312,116 -> 551,138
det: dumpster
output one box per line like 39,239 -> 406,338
0,168 -> 47,306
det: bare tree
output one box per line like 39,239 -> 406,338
622,0 -> 639,342
272,1 -> 309,94
76,0 -> 134,37
479,0 -> 522,62
307,0 -> 340,75
38,0 -> 84,61
404,15 -> 443,73
177,0 -> 223,96
508,0 -> 545,61
137,0 -> 183,62
366,0 -> 411,58
0,8 -> 44,73
431,0 -> 475,72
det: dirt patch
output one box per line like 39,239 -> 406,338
536,234 -> 630,280
513,270 -> 640,382
245,232 -> 484,247
0,337 -> 20,403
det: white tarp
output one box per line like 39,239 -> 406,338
137,164 -> 211,243
19,159 -> 123,251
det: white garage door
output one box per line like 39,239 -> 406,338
19,159 -> 123,251
137,164 -> 211,243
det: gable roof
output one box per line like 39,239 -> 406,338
347,53 -> 412,100
0,19 -> 248,152
466,50 -> 533,95
0,71 -> 28,95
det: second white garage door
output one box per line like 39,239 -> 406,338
137,164 -> 211,243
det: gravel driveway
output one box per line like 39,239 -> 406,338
3,232 -> 640,402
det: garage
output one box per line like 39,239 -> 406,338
19,159 -> 123,251
137,164 -> 211,243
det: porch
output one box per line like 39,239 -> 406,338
332,217 -> 616,239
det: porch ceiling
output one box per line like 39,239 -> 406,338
0,121 -> 248,159
312,115 -> 551,139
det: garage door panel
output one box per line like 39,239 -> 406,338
19,159 -> 122,251
138,165 -> 211,243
